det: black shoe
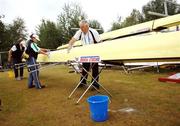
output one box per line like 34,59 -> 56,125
36,85 -> 46,89
78,83 -> 87,88
95,86 -> 100,89
90,86 -> 100,91
28,85 -> 35,88
68,70 -> 75,73
40,85 -> 46,89
92,83 -> 100,89
78,84 -> 83,88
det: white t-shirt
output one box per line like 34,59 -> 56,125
73,28 -> 101,45
11,41 -> 27,51
11,45 -> 17,51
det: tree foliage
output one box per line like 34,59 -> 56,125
8,18 -> 27,41
37,19 -> 63,49
110,0 -> 180,31
0,18 -> 27,66
121,9 -> 144,28
88,19 -> 104,34
110,9 -> 144,30
110,16 -> 122,31
0,21 -> 6,49
57,3 -> 87,43
0,17 -> 27,51
36,2 -> 105,48
143,0 -> 180,21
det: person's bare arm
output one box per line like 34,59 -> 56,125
68,37 -> 77,47
40,48 -> 49,52
39,49 -> 48,55
67,37 -> 77,53
8,50 -> 12,62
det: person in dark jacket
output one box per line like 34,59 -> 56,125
25,34 -> 48,89
8,38 -> 25,80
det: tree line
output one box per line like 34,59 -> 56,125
0,0 -> 180,52
111,0 -> 180,30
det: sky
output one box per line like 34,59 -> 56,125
0,0 -> 180,33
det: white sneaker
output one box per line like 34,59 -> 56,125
15,77 -> 21,81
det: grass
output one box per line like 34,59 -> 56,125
0,65 -> 180,126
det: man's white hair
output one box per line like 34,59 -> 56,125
79,20 -> 89,26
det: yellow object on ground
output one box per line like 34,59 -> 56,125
7,70 -> 14,78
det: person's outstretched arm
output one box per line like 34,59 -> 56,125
67,37 -> 77,53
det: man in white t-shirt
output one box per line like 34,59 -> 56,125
68,20 -> 101,89
8,38 -> 25,80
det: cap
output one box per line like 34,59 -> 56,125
32,34 -> 40,41
30,33 -> 34,38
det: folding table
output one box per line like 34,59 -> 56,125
68,56 -> 112,104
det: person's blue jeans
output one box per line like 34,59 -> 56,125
27,57 -> 42,89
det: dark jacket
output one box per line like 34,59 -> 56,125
25,40 -> 38,59
12,44 -> 25,61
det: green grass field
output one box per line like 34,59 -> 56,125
0,65 -> 180,126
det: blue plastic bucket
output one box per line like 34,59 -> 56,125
87,95 -> 109,122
